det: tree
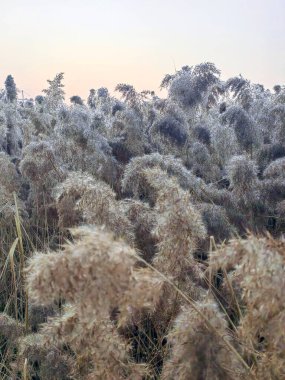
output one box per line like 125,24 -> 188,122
87,89 -> 96,109
42,72 -> 65,110
168,63 -> 221,110
35,95 -> 45,104
70,95 -> 84,106
5,75 -> 17,102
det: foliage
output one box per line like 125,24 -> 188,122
4,75 -> 17,103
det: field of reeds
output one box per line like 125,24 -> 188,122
0,63 -> 285,379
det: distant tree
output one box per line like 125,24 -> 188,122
42,72 -> 65,110
115,84 -> 136,103
70,95 -> 84,106
97,87 -> 109,98
273,85 -> 282,94
5,75 -> 17,102
160,66 -> 191,90
87,89 -> 96,109
115,84 -> 154,109
35,95 -> 45,104
160,74 -> 175,90
168,63 -> 221,110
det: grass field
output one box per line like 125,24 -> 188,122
0,64 -> 285,379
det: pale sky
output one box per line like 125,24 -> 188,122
0,0 -> 284,100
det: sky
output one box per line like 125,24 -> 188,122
0,0 -> 284,100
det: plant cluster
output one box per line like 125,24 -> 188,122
0,64 -> 285,379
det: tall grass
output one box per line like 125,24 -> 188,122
0,63 -> 285,379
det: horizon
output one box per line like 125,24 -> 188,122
0,0 -> 284,99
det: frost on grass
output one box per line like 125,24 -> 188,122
1,64 -> 285,379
